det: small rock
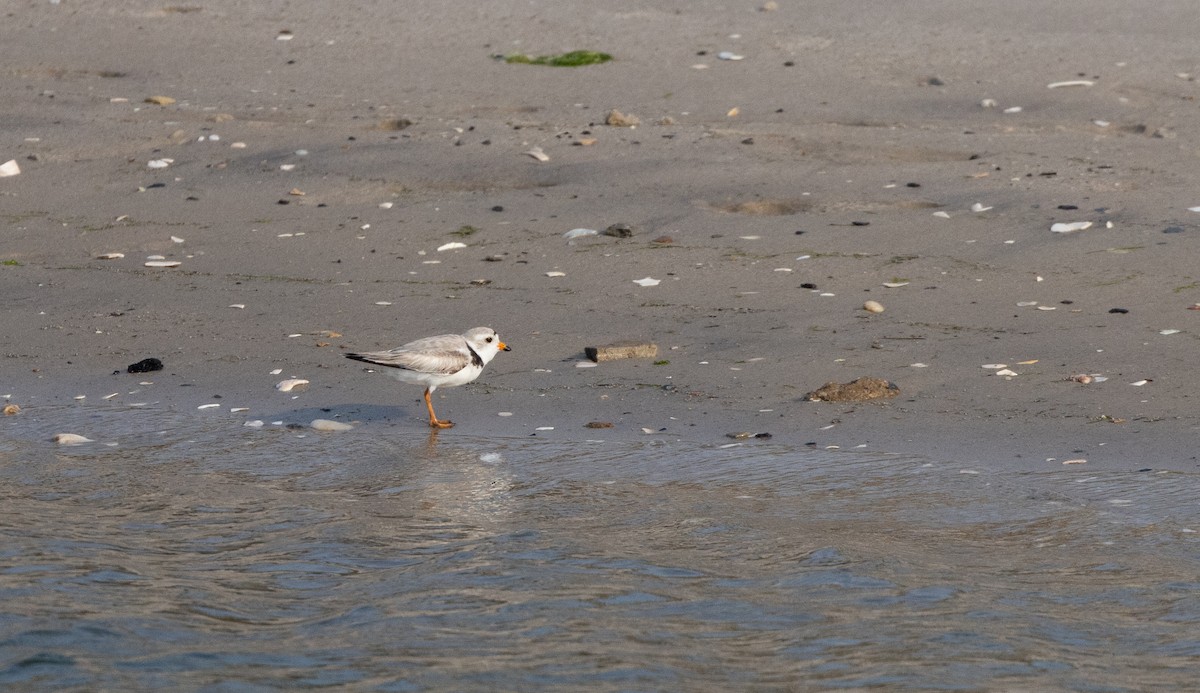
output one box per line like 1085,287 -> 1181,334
311,419 -> 353,432
585,341 -> 659,362
605,109 -> 640,127
603,222 -> 634,238
863,300 -> 885,314
3,404 -> 20,416
53,433 -> 94,446
584,421 -> 615,429
127,357 -> 164,374
144,95 -> 176,105
804,377 -> 900,402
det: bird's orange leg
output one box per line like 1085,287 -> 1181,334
424,388 -> 454,429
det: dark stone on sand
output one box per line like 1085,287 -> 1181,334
603,222 -> 633,238
804,377 -> 899,402
127,357 -> 163,374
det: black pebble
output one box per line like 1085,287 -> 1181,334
491,205 -> 504,212
800,282 -> 818,290
1163,226 -> 1185,234
127,358 -> 163,374
1108,308 -> 1129,314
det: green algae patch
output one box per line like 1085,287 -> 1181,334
505,50 -> 613,67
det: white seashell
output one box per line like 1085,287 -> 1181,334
545,271 -> 566,278
1016,301 -> 1037,307
1159,329 -> 1181,335
229,304 -> 245,309
197,403 -> 221,410
144,260 -> 181,268
279,164 -> 295,171
1051,221 -> 1092,233
525,147 -> 550,162
97,252 -> 125,260
739,235 -> 761,240
375,301 -> 392,306
436,242 -> 467,251
231,142 -> 247,149
1047,80 -> 1094,89
1036,305 -> 1056,311
311,419 -> 353,432
275,378 -> 309,392
994,369 -> 1018,377
244,420 -> 265,428
970,203 -> 993,213
1130,380 -> 1148,387
575,361 -> 598,368
1189,206 -> 1200,213
982,364 -> 1008,369
379,202 -> 393,209
932,211 -> 951,218
1062,459 -> 1088,465
911,363 -> 928,368
102,392 -> 119,400
863,300 -> 885,313
270,368 -> 283,375
632,277 -> 661,287
980,98 -> 998,108
1093,120 -> 1110,127
171,236 -> 184,244
53,433 -> 93,445
146,254 -> 166,260
563,228 -> 598,239
147,158 -> 173,169
773,268 -> 792,272
0,159 -> 21,177
882,282 -> 909,288
230,407 -> 249,413
1003,106 -> 1023,114
717,51 -> 744,61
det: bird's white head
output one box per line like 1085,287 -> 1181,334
464,327 -> 510,365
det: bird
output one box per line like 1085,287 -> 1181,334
345,327 -> 510,429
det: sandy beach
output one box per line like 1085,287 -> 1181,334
4,0 -> 1200,468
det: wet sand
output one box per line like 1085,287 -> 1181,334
4,0 -> 1200,469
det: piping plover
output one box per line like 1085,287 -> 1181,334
346,327 -> 510,429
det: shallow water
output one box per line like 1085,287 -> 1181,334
2,405 -> 1199,691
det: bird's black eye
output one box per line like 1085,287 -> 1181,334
486,336 -> 493,342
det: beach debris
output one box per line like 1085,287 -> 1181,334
605,109 -> 640,127
1062,458 -> 1088,465
980,98 -> 998,108
603,222 -> 634,238
717,51 -> 744,61
1047,80 -> 1094,89
982,364 -> 1007,370
804,377 -> 899,402
1069,374 -> 1094,384
1188,304 -> 1200,311
993,369 -> 1019,377
1051,221 -> 1093,233
575,137 -> 598,146
275,378 -> 309,392
311,419 -> 353,432
563,228 -> 599,240
632,277 -> 661,287
0,160 -> 20,177
970,203 -> 993,213
863,300 -> 885,314
504,50 -> 612,67
3,404 -> 20,416
1159,329 -> 1181,335
145,95 -> 176,105
726,431 -> 772,439
144,260 -> 181,268
545,271 -> 566,278
436,241 -> 467,251
1189,206 -> 1200,213
524,147 -> 550,162
585,340 -> 659,363
882,281 -> 909,288
53,433 -> 93,446
726,107 -> 740,117
1003,106 -> 1023,114
244,420 -> 265,428
1131,379 -> 1150,387
197,403 -> 221,410
147,158 -> 173,169
932,211 -> 951,219
575,361 -> 598,368
96,252 -> 125,260
585,421 -> 614,429
127,358 -> 163,374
